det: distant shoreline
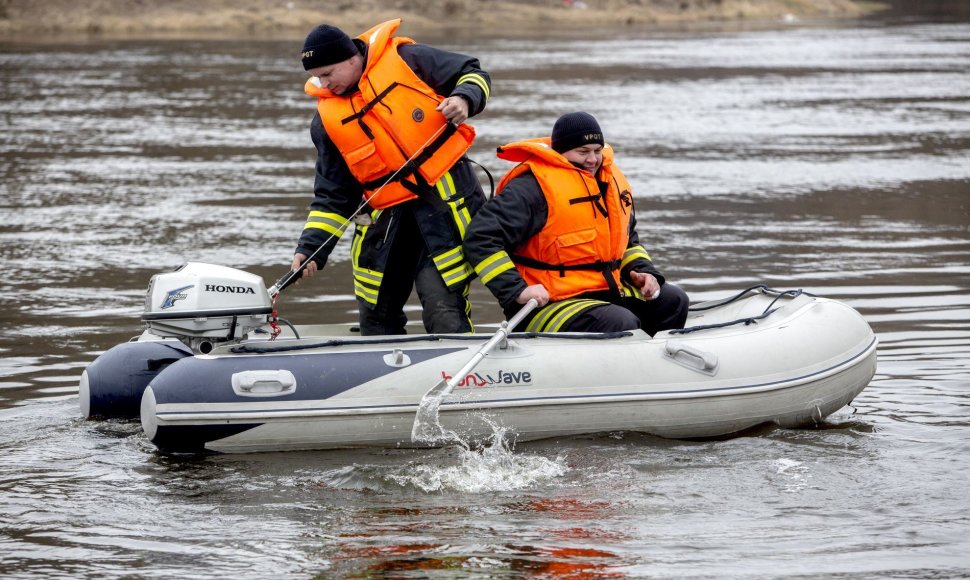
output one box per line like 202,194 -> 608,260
0,0 -> 881,41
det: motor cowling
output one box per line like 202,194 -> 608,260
141,262 -> 273,353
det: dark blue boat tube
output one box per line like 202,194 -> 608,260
79,340 -> 193,419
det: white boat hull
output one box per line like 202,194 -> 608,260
135,290 -> 877,453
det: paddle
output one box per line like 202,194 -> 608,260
411,298 -> 539,443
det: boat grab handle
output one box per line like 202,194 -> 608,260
231,369 -> 297,397
664,341 -> 719,375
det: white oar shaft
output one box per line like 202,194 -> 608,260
442,298 -> 538,395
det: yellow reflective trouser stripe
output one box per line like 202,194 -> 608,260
351,221 -> 382,305
475,251 -> 516,285
354,281 -> 379,304
351,223 -> 367,267
354,267 -> 382,285
434,245 -> 473,288
304,211 -> 349,238
441,262 -> 474,287
353,267 -> 382,305
526,299 -> 607,333
622,245 -> 651,269
461,282 -> 474,333
434,246 -> 464,271
350,211 -> 380,266
456,73 -> 490,101
435,172 -> 472,238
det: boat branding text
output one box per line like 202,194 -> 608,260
204,284 -> 256,294
440,369 -> 533,388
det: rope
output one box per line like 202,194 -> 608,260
271,123 -> 452,297
671,285 -> 815,335
231,330 -> 633,355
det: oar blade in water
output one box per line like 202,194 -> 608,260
411,380 -> 450,443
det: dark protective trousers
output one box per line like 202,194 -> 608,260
357,209 -> 472,336
565,283 -> 690,335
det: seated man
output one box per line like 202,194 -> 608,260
463,112 -> 689,334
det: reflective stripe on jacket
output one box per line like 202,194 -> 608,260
305,19 -> 475,210
495,137 -> 633,302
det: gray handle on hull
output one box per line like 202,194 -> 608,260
664,341 -> 719,375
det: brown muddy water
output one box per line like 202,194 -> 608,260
1,16 -> 969,579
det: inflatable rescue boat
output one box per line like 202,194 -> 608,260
79,263 -> 877,453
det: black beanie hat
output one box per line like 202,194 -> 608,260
551,112 -> 605,154
301,24 -> 358,70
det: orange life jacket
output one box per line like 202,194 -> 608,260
304,19 -> 475,210
496,138 -> 633,301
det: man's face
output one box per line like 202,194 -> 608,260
562,144 -> 604,175
308,54 -> 362,95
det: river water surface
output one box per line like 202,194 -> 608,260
1,16 -> 969,579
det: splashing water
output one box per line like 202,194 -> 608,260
410,393 -> 451,445
390,420 -> 569,493
318,418 -> 569,494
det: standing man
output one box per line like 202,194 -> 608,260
290,19 -> 491,335
463,112 -> 689,335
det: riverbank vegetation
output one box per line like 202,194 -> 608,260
0,0 -> 882,39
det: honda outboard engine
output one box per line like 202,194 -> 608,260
142,262 -> 273,354
81,262 -> 274,419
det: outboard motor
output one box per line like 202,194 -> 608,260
141,262 -> 274,354
81,263 -> 275,419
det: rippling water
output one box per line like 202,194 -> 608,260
2,16 -> 969,578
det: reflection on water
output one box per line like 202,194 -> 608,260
1,16 -> 970,579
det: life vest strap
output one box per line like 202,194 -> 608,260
358,123 -> 460,193
358,163 -> 424,194
464,157 -> 495,199
511,255 -> 621,276
339,82 -> 402,141
512,254 -> 623,295
341,81 -> 400,126
568,193 -> 608,218
568,194 -> 600,205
